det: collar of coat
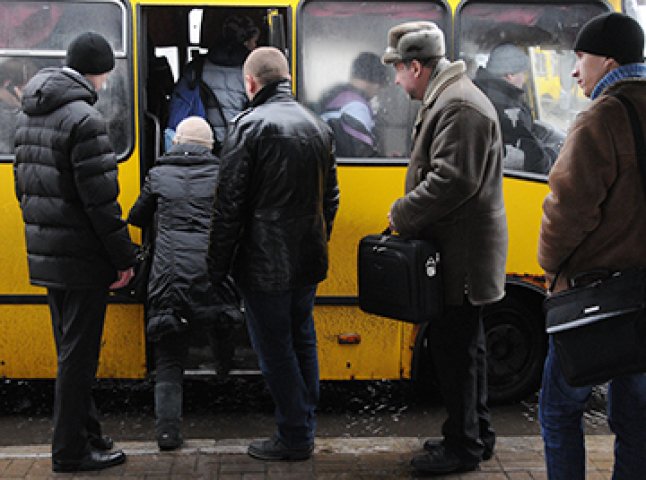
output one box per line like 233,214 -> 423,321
250,79 -> 292,107
412,58 -> 467,135
591,63 -> 646,100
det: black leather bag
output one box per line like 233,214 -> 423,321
357,230 -> 442,324
544,268 -> 646,386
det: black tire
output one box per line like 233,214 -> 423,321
483,293 -> 547,404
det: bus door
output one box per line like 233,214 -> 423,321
0,0 -> 143,379
136,3 -> 290,376
297,0 -> 451,382
454,0 -> 611,401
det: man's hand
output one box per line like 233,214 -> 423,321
109,267 -> 135,290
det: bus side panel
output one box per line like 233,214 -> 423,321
316,305 -> 413,380
0,304 -> 146,379
318,166 -> 407,296
502,177 -> 550,275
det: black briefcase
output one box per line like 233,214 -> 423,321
544,268 -> 646,386
358,231 -> 442,324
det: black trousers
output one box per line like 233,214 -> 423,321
47,287 -> 108,463
429,300 -> 495,462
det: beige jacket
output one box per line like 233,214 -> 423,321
539,79 -> 646,292
391,59 -> 508,306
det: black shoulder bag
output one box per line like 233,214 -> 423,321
543,93 -> 646,387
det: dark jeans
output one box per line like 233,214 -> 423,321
241,285 -> 319,448
47,288 -> 109,463
429,300 -> 494,462
539,338 -> 646,480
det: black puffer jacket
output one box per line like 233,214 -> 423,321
13,67 -> 136,288
128,144 -> 238,322
208,80 -> 340,291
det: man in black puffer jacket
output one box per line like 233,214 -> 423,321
13,32 -> 136,473
208,47 -> 339,462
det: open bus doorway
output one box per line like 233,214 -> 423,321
136,5 -> 290,378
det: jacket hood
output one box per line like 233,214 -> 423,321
158,143 -> 218,166
21,67 -> 96,116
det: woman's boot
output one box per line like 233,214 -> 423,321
155,381 -> 183,451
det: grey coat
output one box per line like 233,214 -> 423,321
390,60 -> 508,306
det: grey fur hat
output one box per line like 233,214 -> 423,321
382,21 -> 445,64
486,44 -> 530,76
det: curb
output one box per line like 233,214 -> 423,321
0,435 -> 614,460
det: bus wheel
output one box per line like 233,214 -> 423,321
483,293 -> 546,404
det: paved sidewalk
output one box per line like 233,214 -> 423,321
0,436 -> 614,479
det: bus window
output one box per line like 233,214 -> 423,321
455,1 -> 608,176
0,0 -> 132,158
624,0 -> 646,55
298,0 -> 449,160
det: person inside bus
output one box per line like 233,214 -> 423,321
474,43 -> 552,174
128,116 -> 243,452
164,14 -> 259,152
14,32 -> 137,473
317,52 -> 389,157
0,58 -> 36,153
538,12 -> 646,480
382,21 -> 507,475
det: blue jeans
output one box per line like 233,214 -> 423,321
241,285 -> 319,448
539,338 -> 646,480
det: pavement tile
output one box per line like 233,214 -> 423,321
5,459 -> 35,477
0,436 -> 620,479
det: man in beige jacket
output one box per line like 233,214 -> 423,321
383,21 -> 508,475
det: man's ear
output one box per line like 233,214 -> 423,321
410,59 -> 423,78
244,73 -> 258,100
603,57 -> 620,73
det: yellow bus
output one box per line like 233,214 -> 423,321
0,0 -> 622,403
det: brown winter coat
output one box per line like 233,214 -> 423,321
390,60 -> 508,306
539,79 -> 646,292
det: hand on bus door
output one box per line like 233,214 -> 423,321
109,267 -> 135,290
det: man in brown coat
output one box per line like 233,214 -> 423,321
382,21 -> 508,475
538,12 -> 646,479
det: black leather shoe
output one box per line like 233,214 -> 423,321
411,445 -> 478,475
423,438 -> 493,461
247,436 -> 313,462
89,434 -> 114,451
157,429 -> 183,451
52,449 -> 126,473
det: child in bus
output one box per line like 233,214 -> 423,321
128,116 -> 243,451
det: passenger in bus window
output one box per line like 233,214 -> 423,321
165,14 -> 259,153
474,44 -> 552,174
382,21 -> 508,476
208,47 -> 339,462
317,52 -> 389,157
128,116 -> 243,452
0,58 -> 36,153
13,32 -> 136,473
538,13 -> 646,480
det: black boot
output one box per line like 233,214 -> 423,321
155,381 -> 183,451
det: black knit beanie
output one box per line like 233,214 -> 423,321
65,32 -> 115,75
574,12 -> 644,65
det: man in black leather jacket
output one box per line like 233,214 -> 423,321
13,33 -> 136,472
208,46 -> 339,462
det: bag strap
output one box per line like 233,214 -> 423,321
613,93 -> 646,193
548,91 -> 646,292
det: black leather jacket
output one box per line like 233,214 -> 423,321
208,80 -> 339,291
